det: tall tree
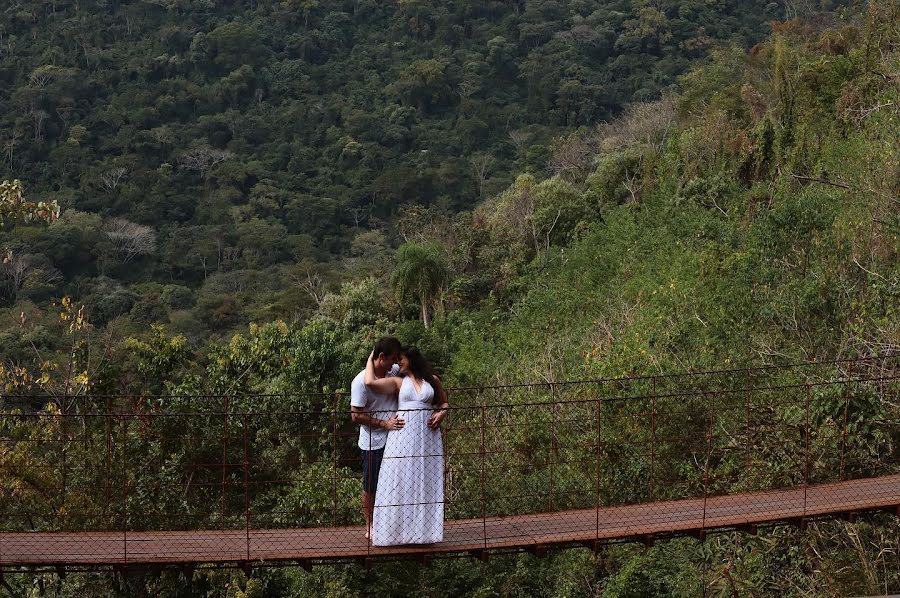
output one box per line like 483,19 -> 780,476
391,241 -> 449,328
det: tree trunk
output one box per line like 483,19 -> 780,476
420,299 -> 430,329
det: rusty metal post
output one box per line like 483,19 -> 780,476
105,398 -> 112,521
0,412 -> 3,565
839,362 -> 852,481
0,412 -> 3,564
744,368 -> 751,485
595,397 -> 603,543
549,392 -> 556,512
221,395 -> 230,526
480,402 -> 487,551
700,393 -> 713,540
60,399 -> 68,524
444,392 -> 451,521
367,405 -> 373,558
121,413 -> 128,567
650,377 -> 657,501
804,384 -> 811,519
243,413 -> 250,563
332,397 -> 338,527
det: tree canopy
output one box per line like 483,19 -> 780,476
392,240 -> 449,327
1,0 -> 898,596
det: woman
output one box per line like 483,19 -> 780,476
364,346 -> 449,545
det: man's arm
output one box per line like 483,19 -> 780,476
351,405 -> 405,430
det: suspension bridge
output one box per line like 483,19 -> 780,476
1,356 -> 897,572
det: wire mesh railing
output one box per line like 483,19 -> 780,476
0,355 -> 897,569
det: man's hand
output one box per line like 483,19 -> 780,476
427,410 -> 447,429
382,416 -> 405,431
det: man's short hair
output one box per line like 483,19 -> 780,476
372,336 -> 402,359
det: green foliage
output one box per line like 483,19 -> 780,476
319,277 -> 392,329
675,46 -> 749,120
391,241 -> 450,328
0,0 -> 781,336
585,148 -> 645,207
0,179 -> 60,227
2,2 -> 899,597
388,59 -> 451,114
603,545 -> 699,597
530,176 -> 592,246
123,325 -> 192,394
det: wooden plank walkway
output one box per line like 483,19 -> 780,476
2,475 -> 897,568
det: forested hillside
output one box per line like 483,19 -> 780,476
1,0 -> 804,346
1,0 -> 899,596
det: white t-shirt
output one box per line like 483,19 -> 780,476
350,364 -> 400,450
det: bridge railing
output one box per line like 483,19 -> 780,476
0,355 -> 896,564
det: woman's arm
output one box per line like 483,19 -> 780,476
427,375 -> 449,429
364,352 -> 401,394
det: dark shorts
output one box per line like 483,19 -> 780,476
361,447 -> 385,494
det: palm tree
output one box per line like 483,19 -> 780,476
391,241 -> 449,328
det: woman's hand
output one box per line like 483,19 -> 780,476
427,408 -> 448,429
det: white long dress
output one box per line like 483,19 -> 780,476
371,376 -> 444,545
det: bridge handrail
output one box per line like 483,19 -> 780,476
2,372 -> 897,417
1,353 -> 895,402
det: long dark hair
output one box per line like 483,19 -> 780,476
402,346 -> 438,387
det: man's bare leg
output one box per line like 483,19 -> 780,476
362,491 -> 375,538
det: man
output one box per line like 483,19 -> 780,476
350,336 -> 404,537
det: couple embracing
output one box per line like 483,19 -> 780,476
350,336 -> 450,546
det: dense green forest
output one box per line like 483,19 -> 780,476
1,0 -> 899,596
1,0 -> 812,343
